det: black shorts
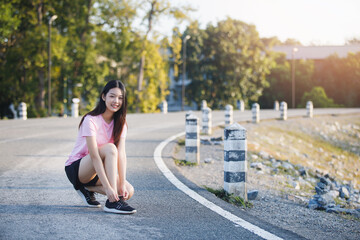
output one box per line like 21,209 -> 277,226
65,158 -> 99,190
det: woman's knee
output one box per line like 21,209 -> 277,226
100,143 -> 118,159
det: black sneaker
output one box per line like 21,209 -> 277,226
104,197 -> 136,214
76,187 -> 101,208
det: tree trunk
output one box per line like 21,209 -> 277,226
36,1 -> 45,110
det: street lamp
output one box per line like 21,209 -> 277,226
48,15 -> 57,116
182,35 -> 191,111
291,47 -> 298,109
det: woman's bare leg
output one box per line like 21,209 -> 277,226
78,143 -> 118,196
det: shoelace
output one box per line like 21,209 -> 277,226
115,200 -> 124,210
89,191 -> 97,201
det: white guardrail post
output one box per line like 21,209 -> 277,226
185,114 -> 200,164
224,123 -> 247,201
225,104 -> 233,126
280,101 -> 287,120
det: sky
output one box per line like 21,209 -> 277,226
156,0 -> 360,46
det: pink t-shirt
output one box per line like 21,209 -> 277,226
65,114 -> 127,166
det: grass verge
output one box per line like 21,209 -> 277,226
204,186 -> 253,208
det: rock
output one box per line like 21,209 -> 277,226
204,158 -> 213,164
272,161 -> 282,168
315,186 -> 327,195
317,182 -> 327,190
200,139 -> 211,145
340,187 -> 350,199
251,154 -> 259,160
320,177 -> 332,186
259,151 -> 270,160
308,199 -> 321,210
326,207 -> 360,217
298,167 -> 308,177
247,190 -> 259,200
288,180 -> 300,190
317,193 -> 335,207
327,190 -> 339,198
282,162 -> 294,170
250,162 -> 263,170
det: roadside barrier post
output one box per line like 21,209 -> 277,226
237,100 -> 245,112
280,101 -> 287,120
71,98 -> 80,118
224,123 -> 247,201
306,101 -> 313,118
274,101 -> 279,111
201,100 -> 207,110
185,111 -> 193,119
161,100 -> 168,114
252,103 -> 260,123
225,104 -> 233,125
202,107 -> 212,135
185,114 -> 200,164
9,103 -> 18,119
18,102 -> 27,120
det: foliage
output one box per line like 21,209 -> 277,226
299,86 -> 339,108
0,0 -> 186,118
313,52 -> 360,107
184,18 -> 273,109
258,52 -> 314,108
204,186 -> 253,208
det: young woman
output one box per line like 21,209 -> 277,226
65,80 -> 136,214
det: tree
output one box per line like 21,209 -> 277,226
299,86 -> 338,108
313,52 -> 360,107
258,52 -> 314,109
132,0 -> 190,112
185,18 -> 273,109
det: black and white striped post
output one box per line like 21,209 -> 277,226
274,101 -> 279,111
224,123 -> 247,200
71,98 -> 80,118
237,100 -> 245,112
306,101 -> 313,118
18,102 -> 27,120
201,100 -> 207,111
161,100 -> 168,114
280,101 -> 287,120
185,111 -> 193,119
202,107 -> 212,135
252,103 -> 260,123
185,114 -> 200,164
225,104 -> 233,125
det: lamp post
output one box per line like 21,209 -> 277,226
48,15 -> 58,116
291,47 -> 298,109
182,35 -> 191,111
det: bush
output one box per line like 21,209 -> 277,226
299,86 -> 341,108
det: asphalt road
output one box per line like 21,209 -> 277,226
1,108 -> 359,239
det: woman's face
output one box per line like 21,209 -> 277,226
102,87 -> 124,113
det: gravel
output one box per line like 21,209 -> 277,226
172,114 -> 360,240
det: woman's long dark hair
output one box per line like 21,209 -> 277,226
79,80 -> 127,147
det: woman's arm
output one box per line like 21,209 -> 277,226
117,137 -> 128,198
86,136 -> 119,202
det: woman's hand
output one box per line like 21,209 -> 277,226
105,187 -> 120,202
119,184 -> 129,200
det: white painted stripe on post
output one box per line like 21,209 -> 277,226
224,161 -> 247,172
224,182 -> 246,193
185,125 -> 198,133
153,132 -> 283,240
185,139 -> 199,146
224,140 -> 247,151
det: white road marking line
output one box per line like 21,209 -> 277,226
153,131 -> 283,240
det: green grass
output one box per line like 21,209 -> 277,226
174,159 -> 197,166
204,186 -> 253,208
177,138 -> 185,146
